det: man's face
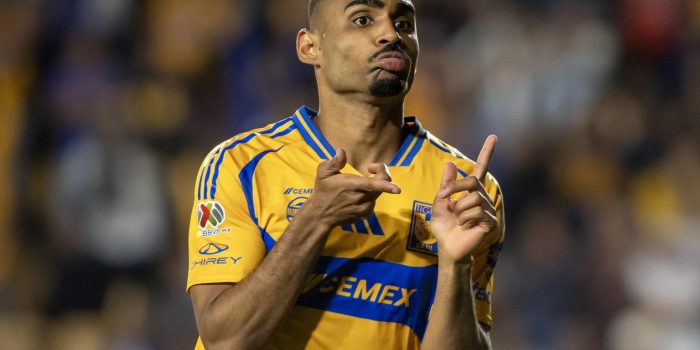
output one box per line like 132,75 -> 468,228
312,0 -> 419,99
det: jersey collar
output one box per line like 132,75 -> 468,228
291,105 -> 425,167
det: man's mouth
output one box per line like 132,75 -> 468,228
375,52 -> 409,74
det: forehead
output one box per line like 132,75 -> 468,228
324,0 -> 415,14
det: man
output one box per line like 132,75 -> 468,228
187,0 -> 505,349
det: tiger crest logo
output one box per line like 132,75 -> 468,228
406,200 -> 438,256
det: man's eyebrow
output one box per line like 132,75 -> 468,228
344,0 -> 385,11
395,1 -> 415,14
344,0 -> 415,15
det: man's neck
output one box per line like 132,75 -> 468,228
314,96 -> 405,175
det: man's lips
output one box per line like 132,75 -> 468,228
375,52 -> 409,74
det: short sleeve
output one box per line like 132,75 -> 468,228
186,145 -> 267,293
470,176 -> 505,328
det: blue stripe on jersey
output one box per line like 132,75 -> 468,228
239,146 -> 285,252
341,224 -> 354,232
427,136 -> 466,160
297,256 -> 438,341
207,132 -> 256,199
208,119 -> 292,199
198,145 -> 224,200
388,127 -> 416,166
293,113 -> 330,160
298,106 -> 336,158
260,227 -> 277,252
367,213 -> 384,235
354,219 -> 369,234
428,138 -> 451,155
271,125 -> 297,138
400,131 -> 426,166
426,134 -> 470,177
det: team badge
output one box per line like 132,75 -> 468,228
286,197 -> 308,222
406,200 -> 438,256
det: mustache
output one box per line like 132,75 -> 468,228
369,42 -> 409,63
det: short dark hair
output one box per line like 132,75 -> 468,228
308,0 -> 322,27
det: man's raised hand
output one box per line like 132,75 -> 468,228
430,135 -> 499,264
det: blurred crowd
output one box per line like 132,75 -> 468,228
0,0 -> 698,349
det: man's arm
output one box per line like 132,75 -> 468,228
421,258 -> 492,350
422,135 -> 500,350
190,150 -> 400,350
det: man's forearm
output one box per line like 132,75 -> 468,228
421,257 -> 491,350
196,207 -> 332,349
191,151 -> 401,349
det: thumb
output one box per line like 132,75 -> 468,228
317,149 -> 347,179
437,162 -> 457,199
367,163 -> 392,182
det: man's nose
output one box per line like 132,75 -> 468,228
376,19 -> 402,46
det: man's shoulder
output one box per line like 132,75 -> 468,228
200,117 -> 300,171
420,130 -> 469,162
419,129 -> 477,172
419,129 -> 502,189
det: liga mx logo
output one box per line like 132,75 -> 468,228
406,200 -> 438,256
198,201 -> 225,229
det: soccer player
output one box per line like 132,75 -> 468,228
187,0 -> 505,349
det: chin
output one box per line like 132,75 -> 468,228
369,77 -> 405,97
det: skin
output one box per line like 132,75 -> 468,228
298,0 -> 419,172
190,1 -> 497,349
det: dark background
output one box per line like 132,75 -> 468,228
0,0 -> 698,349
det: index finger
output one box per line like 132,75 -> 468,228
356,177 -> 401,195
472,134 -> 497,182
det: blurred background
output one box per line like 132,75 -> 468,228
1,0 -> 699,349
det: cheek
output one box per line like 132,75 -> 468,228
332,48 -> 362,73
406,36 -> 419,63
324,37 -> 367,72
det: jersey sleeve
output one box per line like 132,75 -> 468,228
186,144 -> 267,293
470,174 -> 505,329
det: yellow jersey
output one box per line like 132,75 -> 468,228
187,106 -> 505,349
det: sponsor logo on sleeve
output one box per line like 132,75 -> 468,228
191,243 -> 243,270
190,256 -> 243,270
198,243 -> 229,255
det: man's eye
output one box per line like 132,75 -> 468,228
395,20 -> 413,32
353,16 -> 372,27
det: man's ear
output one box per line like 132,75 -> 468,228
297,28 -> 320,65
